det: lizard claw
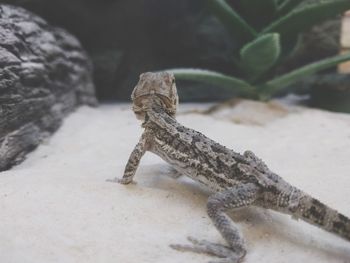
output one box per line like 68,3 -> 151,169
170,236 -> 245,263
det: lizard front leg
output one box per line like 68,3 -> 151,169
108,134 -> 147,184
171,183 -> 260,263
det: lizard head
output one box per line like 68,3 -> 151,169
131,72 -> 179,120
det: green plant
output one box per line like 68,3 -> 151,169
166,0 -> 350,100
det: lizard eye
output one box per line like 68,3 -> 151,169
172,78 -> 175,84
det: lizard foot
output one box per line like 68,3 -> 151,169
170,236 -> 245,263
106,178 -> 136,185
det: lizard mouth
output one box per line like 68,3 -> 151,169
132,94 -> 176,120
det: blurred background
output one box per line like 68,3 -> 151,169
3,0 -> 350,111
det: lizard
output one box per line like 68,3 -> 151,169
110,71 -> 350,263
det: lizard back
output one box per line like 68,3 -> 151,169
145,103 -> 272,192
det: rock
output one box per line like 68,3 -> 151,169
307,74 -> 350,113
0,5 -> 96,171
283,72 -> 350,113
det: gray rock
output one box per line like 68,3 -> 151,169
0,5 -> 96,171
292,73 -> 350,113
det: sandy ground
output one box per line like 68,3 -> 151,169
1,103 -> 350,263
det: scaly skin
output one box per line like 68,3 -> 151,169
110,72 -> 350,263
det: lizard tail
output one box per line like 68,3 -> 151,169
291,192 -> 350,241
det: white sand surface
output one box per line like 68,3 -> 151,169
1,103 -> 350,263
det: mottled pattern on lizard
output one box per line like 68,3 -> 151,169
111,72 -> 350,263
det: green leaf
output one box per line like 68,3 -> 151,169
166,68 -> 255,95
263,0 -> 350,51
236,0 -> 277,30
240,33 -> 281,77
207,0 -> 257,45
276,0 -> 304,16
263,52 -> 350,95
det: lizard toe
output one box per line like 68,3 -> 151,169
170,236 -> 245,263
